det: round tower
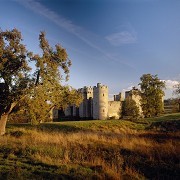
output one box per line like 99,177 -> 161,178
93,83 -> 108,120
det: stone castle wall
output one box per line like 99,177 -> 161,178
125,90 -> 143,117
108,101 -> 121,119
51,83 -> 149,120
79,86 -> 93,118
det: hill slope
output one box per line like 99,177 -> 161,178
0,113 -> 179,179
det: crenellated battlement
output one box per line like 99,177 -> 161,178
52,83 -> 145,120
52,83 -> 156,120
82,86 -> 93,92
79,86 -> 93,94
93,83 -> 108,90
85,86 -> 93,94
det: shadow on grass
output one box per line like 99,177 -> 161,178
7,123 -> 33,128
120,148 -> 180,180
7,123 -> 84,134
38,123 -> 84,133
147,120 -> 180,132
138,132 -> 180,143
0,154 -> 77,180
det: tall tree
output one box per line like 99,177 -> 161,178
139,74 -> 165,117
0,29 -> 32,135
26,32 -> 81,124
0,29 -> 81,135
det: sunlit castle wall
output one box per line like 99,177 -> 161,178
108,101 -> 121,119
132,90 -> 143,116
93,83 -> 108,120
125,89 -> 143,117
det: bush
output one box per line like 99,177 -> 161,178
122,97 -> 140,120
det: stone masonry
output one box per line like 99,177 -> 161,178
52,83 -> 143,120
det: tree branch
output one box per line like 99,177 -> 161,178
35,70 -> 40,86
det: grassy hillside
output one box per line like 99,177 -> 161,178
0,113 -> 180,179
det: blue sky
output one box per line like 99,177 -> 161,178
0,0 -> 180,99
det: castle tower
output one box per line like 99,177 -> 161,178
114,92 -> 124,101
79,86 -> 93,118
93,83 -> 108,120
79,88 -> 86,118
85,86 -> 93,118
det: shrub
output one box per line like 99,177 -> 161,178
122,97 -> 140,120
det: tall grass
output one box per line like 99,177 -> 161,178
0,124 -> 179,179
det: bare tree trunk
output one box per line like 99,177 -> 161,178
0,113 -> 8,135
0,102 -> 17,135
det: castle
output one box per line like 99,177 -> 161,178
51,83 -> 143,120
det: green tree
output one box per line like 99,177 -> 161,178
122,96 -> 140,120
0,29 -> 32,135
173,81 -> 180,112
25,85 -> 82,124
0,28 -> 82,135
25,32 -> 82,124
139,74 -> 165,117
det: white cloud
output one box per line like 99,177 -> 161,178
14,0 -> 80,36
163,80 -> 179,89
106,31 -> 137,46
14,0 -> 107,53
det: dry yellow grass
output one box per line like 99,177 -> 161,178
0,124 -> 179,179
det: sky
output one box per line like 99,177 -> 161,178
0,0 -> 180,99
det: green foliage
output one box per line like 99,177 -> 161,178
122,97 -> 140,120
0,28 -> 82,131
24,33 -> 82,123
139,74 -> 165,117
0,28 -> 32,116
24,85 -> 82,124
25,31 -> 82,124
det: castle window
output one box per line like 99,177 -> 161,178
103,94 -> 104,96
103,109 -> 104,112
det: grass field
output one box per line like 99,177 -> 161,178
0,113 -> 180,179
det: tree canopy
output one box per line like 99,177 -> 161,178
139,74 -> 165,117
0,28 -> 82,134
